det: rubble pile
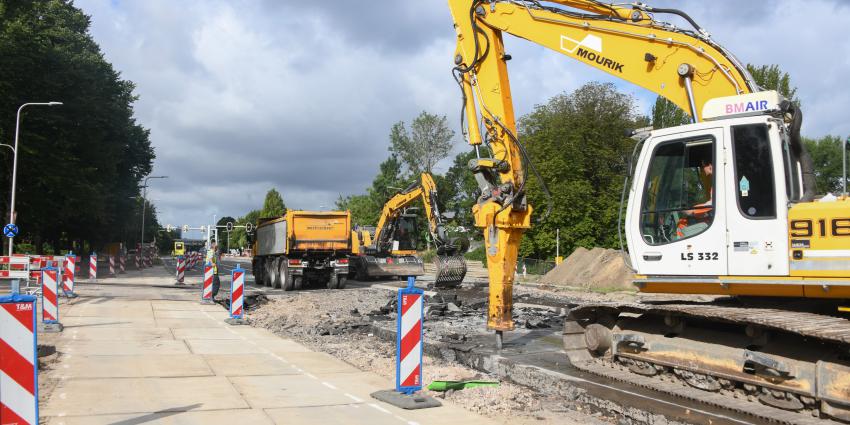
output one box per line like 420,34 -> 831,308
541,247 -> 634,290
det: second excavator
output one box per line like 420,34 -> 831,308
350,172 -> 468,286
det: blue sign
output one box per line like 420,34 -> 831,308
3,223 -> 19,238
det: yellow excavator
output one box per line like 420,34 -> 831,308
350,172 -> 468,286
448,0 -> 849,421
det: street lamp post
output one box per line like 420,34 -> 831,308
7,102 -> 63,256
140,175 -> 167,255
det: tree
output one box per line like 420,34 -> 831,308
441,150 -> 479,229
260,189 -> 286,218
231,209 -> 260,250
389,111 -> 455,177
216,216 -> 236,251
651,96 -> 690,129
805,136 -> 849,195
746,64 -> 799,105
0,0 -> 154,253
518,82 -> 641,258
336,154 -> 405,226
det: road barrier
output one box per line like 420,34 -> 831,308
89,253 -> 97,280
144,254 -> 151,268
62,254 -> 77,297
227,266 -> 247,325
176,256 -> 185,284
201,262 -> 213,304
396,277 -> 424,393
40,267 -> 62,333
108,255 -> 115,277
119,254 -> 126,274
135,253 -> 141,270
0,293 -> 38,425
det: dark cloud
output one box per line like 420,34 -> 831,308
76,0 -> 850,232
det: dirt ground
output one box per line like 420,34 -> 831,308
249,288 -> 610,424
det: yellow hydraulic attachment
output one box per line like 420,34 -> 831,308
351,173 -> 468,286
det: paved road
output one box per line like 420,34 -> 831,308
37,266 -> 495,425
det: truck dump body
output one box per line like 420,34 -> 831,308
289,211 -> 350,252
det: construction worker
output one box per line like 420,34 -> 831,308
677,158 -> 714,239
206,239 -> 221,300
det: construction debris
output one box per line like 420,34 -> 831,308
540,247 -> 634,290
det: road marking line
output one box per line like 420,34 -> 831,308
322,381 -> 338,390
345,393 -> 363,403
305,372 -> 317,380
369,403 -> 392,415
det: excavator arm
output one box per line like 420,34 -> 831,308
447,0 -> 768,343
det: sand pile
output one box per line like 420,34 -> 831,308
540,247 -> 634,290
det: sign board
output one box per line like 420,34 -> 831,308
3,224 -> 18,238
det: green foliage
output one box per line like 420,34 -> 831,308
441,150 -> 479,230
419,249 -> 436,263
337,154 -> 405,226
389,111 -> 455,177
464,245 -> 487,267
746,64 -> 799,105
805,136 -> 849,194
651,96 -> 690,129
519,82 -> 640,258
0,0 -> 154,253
231,209 -> 260,249
260,189 -> 286,218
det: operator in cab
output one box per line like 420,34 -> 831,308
676,156 -> 714,239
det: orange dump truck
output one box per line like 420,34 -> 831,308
251,210 -> 351,291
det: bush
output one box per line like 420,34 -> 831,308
464,246 -> 487,268
419,249 -> 436,263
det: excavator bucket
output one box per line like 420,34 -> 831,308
433,255 -> 467,287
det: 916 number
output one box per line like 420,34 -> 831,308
790,219 -> 850,237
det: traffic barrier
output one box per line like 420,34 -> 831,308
108,255 -> 115,277
119,254 -> 126,274
40,267 -> 62,333
396,276 -> 424,393
201,262 -> 213,304
89,253 -> 97,280
176,256 -> 185,284
0,293 -> 38,425
135,253 -> 141,270
226,266 -> 247,325
144,254 -> 151,268
62,254 -> 77,298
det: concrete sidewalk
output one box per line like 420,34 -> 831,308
39,267 -> 495,425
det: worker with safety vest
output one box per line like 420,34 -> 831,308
206,239 -> 221,299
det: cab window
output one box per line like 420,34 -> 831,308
732,125 -> 776,218
640,138 -> 715,245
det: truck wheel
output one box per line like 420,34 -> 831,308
337,276 -> 347,289
268,258 -> 280,288
280,262 -> 293,291
293,276 -> 303,290
327,274 -> 338,289
354,259 -> 368,281
263,259 -> 274,286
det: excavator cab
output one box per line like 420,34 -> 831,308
389,212 -> 418,254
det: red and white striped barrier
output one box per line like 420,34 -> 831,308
201,262 -> 213,303
108,255 -> 115,277
119,254 -> 126,274
396,277 -> 424,393
0,293 -> 38,425
135,254 -> 141,270
89,253 -> 97,280
229,266 -> 245,319
144,255 -> 151,268
62,255 -> 76,297
176,256 -> 185,284
41,268 -> 59,324
0,256 -> 29,280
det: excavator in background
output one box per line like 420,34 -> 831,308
448,0 -> 849,421
350,172 -> 468,286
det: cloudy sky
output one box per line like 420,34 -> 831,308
75,0 -> 850,240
